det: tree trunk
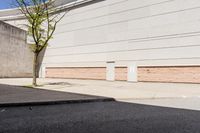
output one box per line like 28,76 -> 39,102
32,52 -> 38,87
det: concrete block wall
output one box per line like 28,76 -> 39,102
0,21 -> 32,78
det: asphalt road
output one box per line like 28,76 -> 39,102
1,101 -> 200,133
0,84 -> 113,106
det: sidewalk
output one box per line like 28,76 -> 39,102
1,78 -> 200,110
0,78 -> 200,100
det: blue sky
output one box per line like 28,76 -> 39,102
0,0 -> 16,10
0,0 -> 47,10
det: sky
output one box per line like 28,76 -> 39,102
0,0 -> 16,10
0,0 -> 49,10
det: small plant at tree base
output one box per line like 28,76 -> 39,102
15,0 -> 69,86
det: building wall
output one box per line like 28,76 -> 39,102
0,21 -> 32,77
42,0 -> 200,67
46,67 -> 106,80
43,0 -> 200,83
138,66 -> 200,84
3,0 -> 200,83
115,67 -> 127,81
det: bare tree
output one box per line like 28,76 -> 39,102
15,0 -> 70,86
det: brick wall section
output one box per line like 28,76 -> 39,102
46,67 -> 106,80
138,66 -> 200,83
46,66 -> 200,83
115,67 -> 127,81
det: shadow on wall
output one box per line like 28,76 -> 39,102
37,47 -> 46,78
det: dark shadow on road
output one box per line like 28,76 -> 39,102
0,84 -> 114,107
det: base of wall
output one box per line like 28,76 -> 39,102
46,67 -> 106,80
0,73 -> 32,78
138,66 -> 200,84
45,66 -> 200,84
115,67 -> 127,81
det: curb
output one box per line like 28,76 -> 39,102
0,98 -> 115,107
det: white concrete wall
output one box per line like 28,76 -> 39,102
3,0 -> 200,71
42,0 -> 200,68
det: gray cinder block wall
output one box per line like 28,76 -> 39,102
0,21 -> 32,77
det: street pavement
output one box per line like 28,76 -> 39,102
1,78 -> 200,132
0,84 -> 114,106
1,101 -> 200,133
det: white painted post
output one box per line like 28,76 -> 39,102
127,63 -> 137,82
106,62 -> 115,81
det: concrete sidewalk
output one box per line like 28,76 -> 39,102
0,78 -> 200,100
1,78 -> 200,110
